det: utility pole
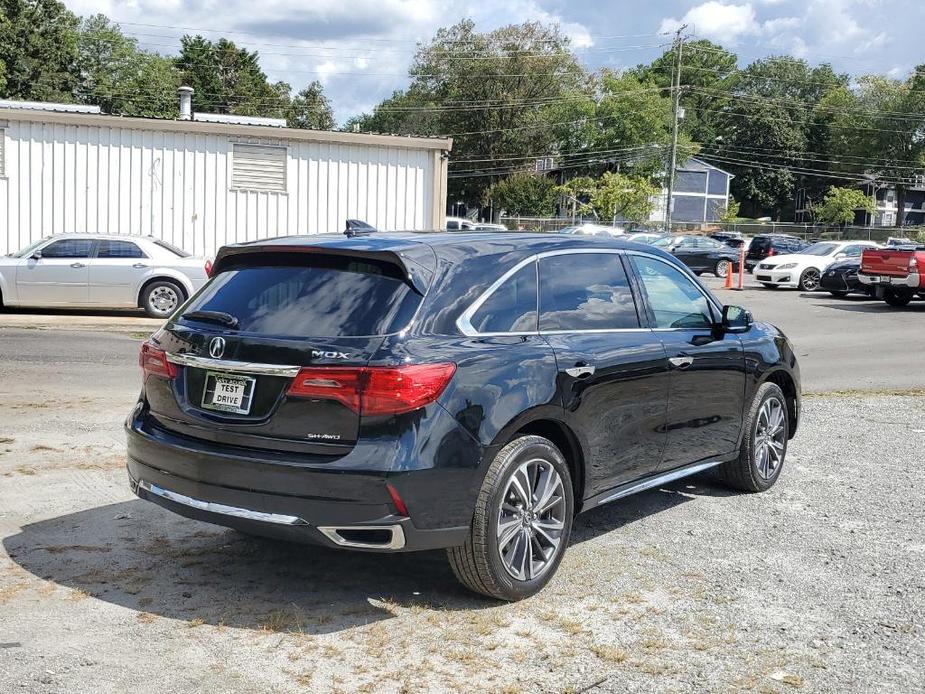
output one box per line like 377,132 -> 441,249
664,25 -> 686,233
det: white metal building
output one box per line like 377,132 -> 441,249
0,96 -> 451,257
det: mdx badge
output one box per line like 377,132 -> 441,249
312,350 -> 349,359
209,337 -> 226,359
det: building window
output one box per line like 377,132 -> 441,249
232,143 -> 287,192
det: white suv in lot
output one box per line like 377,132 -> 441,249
0,235 -> 209,317
753,240 -> 879,292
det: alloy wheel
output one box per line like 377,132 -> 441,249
716,260 -> 730,278
496,458 -> 566,581
150,286 -> 179,315
754,397 -> 786,480
800,269 -> 821,291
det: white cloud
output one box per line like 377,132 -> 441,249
660,2 -> 760,43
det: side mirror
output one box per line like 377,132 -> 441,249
31,250 -> 42,260
721,305 -> 753,332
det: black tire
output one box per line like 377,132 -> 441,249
883,288 -> 913,308
693,271 -> 703,276
828,290 -> 849,298
714,259 -> 731,278
447,435 -> 574,601
798,268 -> 821,292
141,280 -> 185,318
718,382 -> 789,493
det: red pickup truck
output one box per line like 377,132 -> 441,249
858,246 -> 925,306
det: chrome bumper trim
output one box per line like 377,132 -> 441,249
166,352 -> 301,377
317,525 -> 407,550
597,460 -> 722,506
857,272 -> 920,288
137,479 -> 308,526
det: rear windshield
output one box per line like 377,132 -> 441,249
153,239 -> 192,257
180,256 -> 421,337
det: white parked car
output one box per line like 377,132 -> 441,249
446,216 -> 477,231
753,240 -> 880,291
558,223 -> 626,237
0,235 -> 209,317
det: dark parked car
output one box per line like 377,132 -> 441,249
127,232 -> 801,601
652,235 -> 740,277
819,258 -> 873,298
745,235 -> 809,271
709,231 -> 746,248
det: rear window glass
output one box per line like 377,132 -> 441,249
470,262 -> 537,333
181,256 -> 421,337
153,239 -> 191,257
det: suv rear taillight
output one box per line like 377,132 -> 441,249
204,259 -> 213,277
139,342 -> 177,380
287,363 -> 456,416
767,248 -> 775,257
910,256 -> 919,271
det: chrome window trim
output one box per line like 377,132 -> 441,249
456,248 -> 644,337
166,352 -> 301,377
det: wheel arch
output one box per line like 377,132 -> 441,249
492,415 -> 587,515
761,368 -> 799,439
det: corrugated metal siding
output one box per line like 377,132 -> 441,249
0,119 -> 437,257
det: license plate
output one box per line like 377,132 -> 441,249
877,276 -> 893,284
202,372 -> 255,415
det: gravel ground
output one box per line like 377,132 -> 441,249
1,352 -> 922,693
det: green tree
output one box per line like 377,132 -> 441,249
286,81 -> 335,130
812,186 -> 874,226
76,15 -> 180,117
350,20 -> 591,206
558,172 -> 657,222
0,0 -> 80,102
636,39 -> 739,145
718,198 -> 741,222
481,172 -> 558,216
176,36 -> 289,118
832,73 -> 925,226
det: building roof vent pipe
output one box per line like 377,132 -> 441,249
178,86 -> 194,121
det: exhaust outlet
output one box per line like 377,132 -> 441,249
318,525 -> 406,550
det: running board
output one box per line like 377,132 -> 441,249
596,460 -> 722,506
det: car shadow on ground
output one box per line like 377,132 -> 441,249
802,295 -> 925,313
1,307 -> 149,318
2,474 -> 730,633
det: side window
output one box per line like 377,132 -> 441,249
97,240 -> 147,259
631,255 -> 715,329
538,253 -> 640,331
469,263 -> 537,333
40,239 -> 95,258
446,221 -> 459,230
841,245 -> 864,257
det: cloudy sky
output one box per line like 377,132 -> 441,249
65,1 -> 922,123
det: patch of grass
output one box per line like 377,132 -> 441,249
186,618 -> 205,628
137,612 -> 157,624
591,644 -> 627,663
259,607 -> 306,633
0,582 -> 28,604
804,387 -> 925,398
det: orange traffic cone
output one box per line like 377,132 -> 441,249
723,265 -> 734,289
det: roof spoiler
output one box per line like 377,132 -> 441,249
210,244 -> 431,295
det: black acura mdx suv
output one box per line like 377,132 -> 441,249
127,232 -> 801,601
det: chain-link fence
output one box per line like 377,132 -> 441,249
497,216 -> 925,242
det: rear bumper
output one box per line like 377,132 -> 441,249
125,408 -> 474,552
857,271 -> 920,288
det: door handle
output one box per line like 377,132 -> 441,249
70,262 -> 86,268
668,355 -> 694,369
565,363 -> 596,378
132,263 -> 148,269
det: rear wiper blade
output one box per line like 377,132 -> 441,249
181,310 -> 239,328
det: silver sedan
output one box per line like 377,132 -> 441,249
0,235 -> 209,318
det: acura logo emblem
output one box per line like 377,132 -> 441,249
209,337 -> 226,359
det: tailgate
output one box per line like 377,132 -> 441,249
861,249 -> 912,276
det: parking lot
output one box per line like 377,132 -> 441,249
1,282 -> 923,693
